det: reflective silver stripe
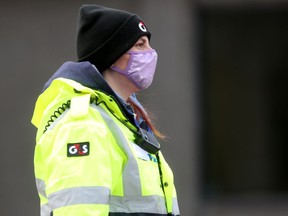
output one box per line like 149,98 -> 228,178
48,186 -> 110,210
172,197 -> 180,215
36,178 -> 47,198
91,104 -> 142,197
109,195 -> 167,214
92,104 -> 170,214
41,203 -> 51,216
39,186 -> 110,216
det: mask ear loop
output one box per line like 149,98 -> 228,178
110,53 -> 141,88
110,52 -> 133,74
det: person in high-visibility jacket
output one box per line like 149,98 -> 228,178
32,4 -> 180,216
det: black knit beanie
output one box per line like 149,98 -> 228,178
76,4 -> 151,73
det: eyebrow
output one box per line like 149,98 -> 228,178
139,37 -> 148,43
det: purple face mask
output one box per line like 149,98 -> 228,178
111,49 -> 158,90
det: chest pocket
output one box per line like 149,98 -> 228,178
132,143 -> 163,196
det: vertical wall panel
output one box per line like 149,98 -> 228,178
0,0 -> 197,215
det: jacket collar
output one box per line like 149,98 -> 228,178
43,61 -> 135,123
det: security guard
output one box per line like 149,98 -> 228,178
32,4 -> 180,216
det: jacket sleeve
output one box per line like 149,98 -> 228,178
34,95 -> 124,216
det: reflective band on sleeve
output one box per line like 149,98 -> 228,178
172,197 -> 180,215
48,186 -> 110,210
109,195 -> 167,214
36,178 -> 47,198
41,202 -> 51,216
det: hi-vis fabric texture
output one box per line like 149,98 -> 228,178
31,61 -> 180,216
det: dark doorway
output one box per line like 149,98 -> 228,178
200,7 -> 288,198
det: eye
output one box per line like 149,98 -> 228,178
133,37 -> 151,51
136,43 -> 144,47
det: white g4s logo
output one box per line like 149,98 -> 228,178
67,142 -> 89,157
139,21 -> 147,32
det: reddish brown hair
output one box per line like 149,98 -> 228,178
127,98 -> 166,139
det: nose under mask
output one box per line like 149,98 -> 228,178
110,49 -> 158,90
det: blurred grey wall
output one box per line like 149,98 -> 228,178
2,0 -> 288,216
0,0 -> 198,215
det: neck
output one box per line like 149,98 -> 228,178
102,68 -> 138,100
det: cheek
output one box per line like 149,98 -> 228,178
113,53 -> 130,70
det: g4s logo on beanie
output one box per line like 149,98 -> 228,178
139,21 -> 147,32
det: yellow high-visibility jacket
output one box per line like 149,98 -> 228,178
31,61 -> 180,216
